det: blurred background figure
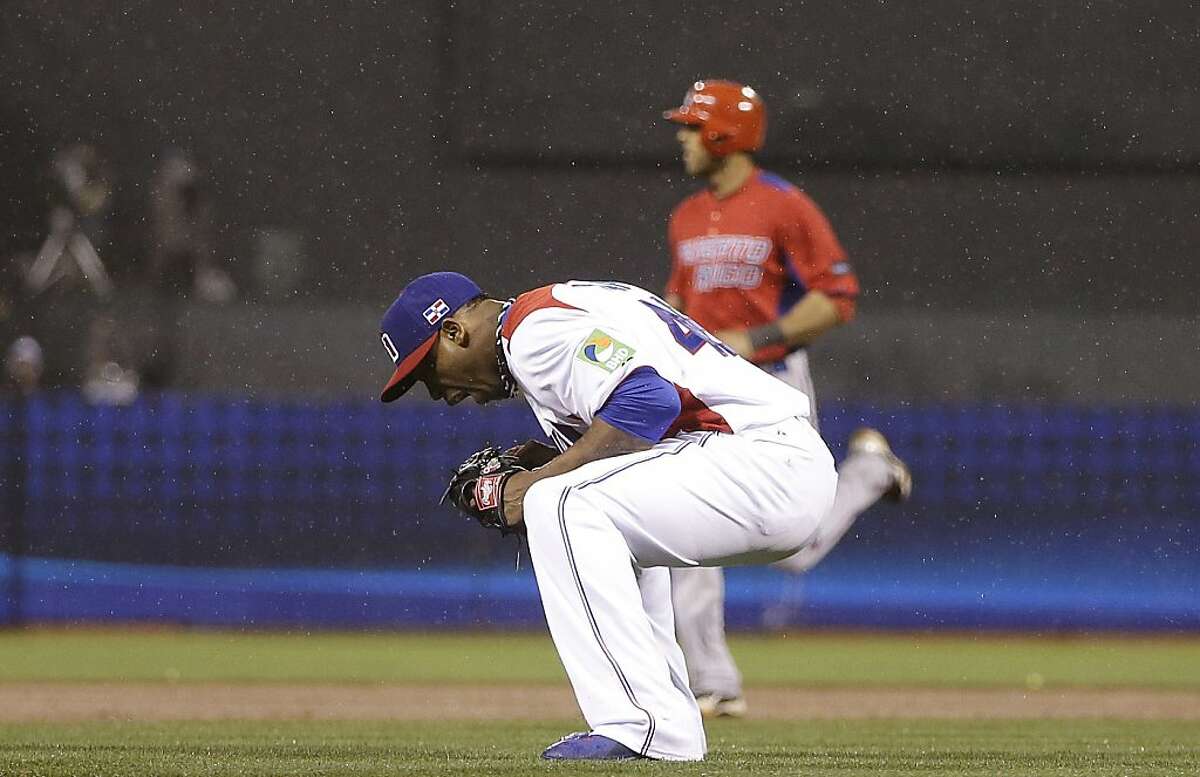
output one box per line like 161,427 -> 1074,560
661,80 -> 912,718
148,148 -> 236,303
3,335 -> 44,397
25,144 -> 116,299
0,251 -> 30,334
80,315 -> 139,406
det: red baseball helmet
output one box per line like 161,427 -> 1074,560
664,79 -> 766,156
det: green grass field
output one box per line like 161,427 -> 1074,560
2,719 -> 1197,776
1,629 -> 1198,776
2,629 -> 1197,687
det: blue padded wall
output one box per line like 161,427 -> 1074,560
1,394 -> 1196,630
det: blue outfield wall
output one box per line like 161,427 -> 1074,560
0,393 -> 1197,630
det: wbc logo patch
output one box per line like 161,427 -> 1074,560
423,298 -> 451,325
577,329 -> 635,372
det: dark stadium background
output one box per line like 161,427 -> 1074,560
1,1 -> 1196,630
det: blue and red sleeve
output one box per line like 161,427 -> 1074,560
595,367 -> 681,442
776,191 -> 859,322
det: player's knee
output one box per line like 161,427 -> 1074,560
521,478 -> 567,529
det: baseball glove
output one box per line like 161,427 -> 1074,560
440,445 -> 529,536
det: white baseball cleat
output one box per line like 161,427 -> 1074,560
847,427 -> 913,503
695,693 -> 748,719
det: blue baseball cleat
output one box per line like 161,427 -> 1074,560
540,732 -> 645,761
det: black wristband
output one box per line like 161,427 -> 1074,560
747,323 -> 786,352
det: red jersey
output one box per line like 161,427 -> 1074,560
666,169 -> 859,364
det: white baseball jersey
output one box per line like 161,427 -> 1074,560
499,280 -> 811,450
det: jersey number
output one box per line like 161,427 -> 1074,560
641,299 -> 735,356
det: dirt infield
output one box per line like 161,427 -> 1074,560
2,684 -> 1197,722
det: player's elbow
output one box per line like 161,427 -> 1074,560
834,295 -> 857,323
809,289 -> 854,326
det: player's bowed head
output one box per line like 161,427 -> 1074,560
376,275 -> 657,529
377,272 -> 508,406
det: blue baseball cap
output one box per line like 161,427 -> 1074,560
378,272 -> 483,402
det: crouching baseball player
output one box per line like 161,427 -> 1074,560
378,272 -> 838,761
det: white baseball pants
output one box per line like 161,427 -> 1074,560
521,416 -> 836,760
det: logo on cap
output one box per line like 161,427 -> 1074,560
423,298 -> 451,325
380,333 -> 400,363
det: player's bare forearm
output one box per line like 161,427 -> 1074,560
665,292 -> 684,312
777,290 -> 842,348
502,419 -> 653,525
714,291 -> 841,360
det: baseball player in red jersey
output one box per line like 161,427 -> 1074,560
662,80 -> 913,717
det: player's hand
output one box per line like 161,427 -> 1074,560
441,445 -> 528,536
714,328 -> 755,359
502,469 -> 537,527
504,439 -> 559,469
